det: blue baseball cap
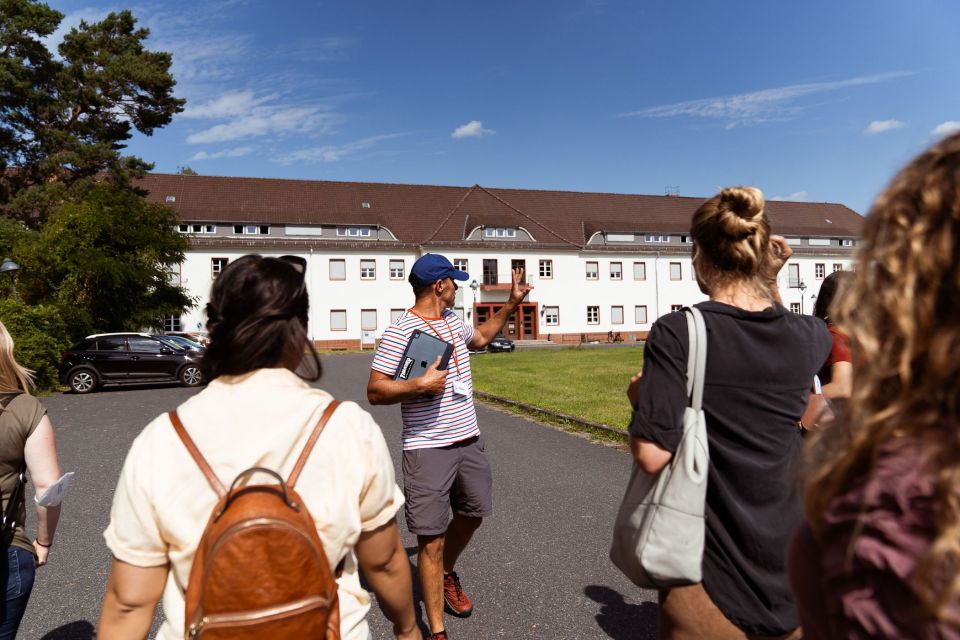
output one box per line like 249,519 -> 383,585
409,253 -> 470,287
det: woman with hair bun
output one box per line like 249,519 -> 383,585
790,132 -> 960,638
99,255 -> 421,640
626,187 -> 831,639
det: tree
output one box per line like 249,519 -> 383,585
13,186 -> 194,337
0,0 -> 185,221
177,165 -> 199,175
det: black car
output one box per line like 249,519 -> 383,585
488,335 -> 515,353
59,333 -> 204,394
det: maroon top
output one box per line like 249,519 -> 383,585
817,324 -> 852,385
788,437 -> 960,639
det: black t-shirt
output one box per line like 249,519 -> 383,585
629,301 -> 831,636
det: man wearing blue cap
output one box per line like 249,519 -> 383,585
368,253 -> 532,640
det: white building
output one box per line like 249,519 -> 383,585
142,174 -> 863,348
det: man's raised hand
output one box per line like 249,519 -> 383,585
509,267 -> 534,304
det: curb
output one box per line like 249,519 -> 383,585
473,391 -> 629,437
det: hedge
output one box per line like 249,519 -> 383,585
0,301 -> 71,392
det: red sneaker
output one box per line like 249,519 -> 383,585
443,571 -> 474,617
427,632 -> 448,640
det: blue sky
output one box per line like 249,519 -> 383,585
45,0 -> 960,214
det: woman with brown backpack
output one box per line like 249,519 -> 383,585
98,255 -> 420,640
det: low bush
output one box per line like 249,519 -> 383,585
0,301 -> 71,392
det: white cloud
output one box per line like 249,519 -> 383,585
273,133 -> 409,165
864,119 -> 905,135
185,90 -> 342,144
451,120 -> 495,139
181,91 -> 275,119
188,146 -> 254,161
623,71 -> 913,127
931,121 -> 960,138
771,191 -> 810,202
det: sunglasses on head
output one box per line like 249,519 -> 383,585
279,255 -> 307,276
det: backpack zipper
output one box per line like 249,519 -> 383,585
188,594 -> 332,638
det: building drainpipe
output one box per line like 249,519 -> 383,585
654,252 -> 661,321
308,247 -> 315,344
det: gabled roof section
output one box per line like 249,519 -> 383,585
137,173 -> 864,246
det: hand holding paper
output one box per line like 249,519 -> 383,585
35,472 -> 74,507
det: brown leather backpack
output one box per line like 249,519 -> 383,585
170,400 -> 342,639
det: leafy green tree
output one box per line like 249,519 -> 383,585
13,186 -> 193,337
0,300 -> 70,392
0,0 -> 185,221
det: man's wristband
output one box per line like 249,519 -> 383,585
34,538 -> 52,548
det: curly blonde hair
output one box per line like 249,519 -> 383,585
690,186 -> 776,299
804,131 -> 960,620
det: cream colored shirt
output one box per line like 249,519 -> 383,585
103,368 -> 404,640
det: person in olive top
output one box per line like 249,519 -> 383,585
0,321 -> 64,639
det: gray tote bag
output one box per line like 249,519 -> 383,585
610,306 -> 709,588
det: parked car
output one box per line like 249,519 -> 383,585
165,331 -> 210,347
59,333 -> 204,394
488,335 -> 516,353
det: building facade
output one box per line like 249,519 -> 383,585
142,174 -> 863,348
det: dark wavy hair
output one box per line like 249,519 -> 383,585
812,269 -> 853,323
201,254 -> 322,381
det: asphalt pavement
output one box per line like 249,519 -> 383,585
20,353 -> 656,639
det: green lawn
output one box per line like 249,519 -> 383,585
470,346 -> 643,429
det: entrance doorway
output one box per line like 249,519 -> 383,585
474,303 -> 539,339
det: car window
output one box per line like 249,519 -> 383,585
127,337 -> 166,353
156,336 -> 186,350
96,337 -> 127,351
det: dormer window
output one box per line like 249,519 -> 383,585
336,226 -> 373,238
165,195 -> 176,203
178,224 -> 216,234
644,234 -> 670,243
361,202 -> 371,209
234,225 -> 269,235
839,239 -> 854,247
484,227 -> 517,238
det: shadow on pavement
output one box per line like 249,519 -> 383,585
585,585 -> 657,639
39,620 -> 95,640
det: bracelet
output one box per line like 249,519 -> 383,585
34,538 -> 52,548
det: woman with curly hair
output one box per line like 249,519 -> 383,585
789,131 -> 960,637
627,186 -> 831,639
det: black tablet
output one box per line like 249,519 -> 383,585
393,329 -> 454,380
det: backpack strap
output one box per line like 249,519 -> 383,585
287,400 -> 341,490
169,410 -> 227,498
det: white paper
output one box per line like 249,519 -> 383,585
35,472 -> 75,507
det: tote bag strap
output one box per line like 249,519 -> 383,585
683,306 -> 708,411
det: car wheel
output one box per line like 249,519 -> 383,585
179,365 -> 203,387
68,369 -> 98,394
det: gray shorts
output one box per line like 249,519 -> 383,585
401,434 -> 493,536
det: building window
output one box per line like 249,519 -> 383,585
785,237 -> 802,246
511,259 -> 526,283
360,259 -> 376,279
544,306 -> 559,325
177,224 -> 215,234
669,262 -> 682,280
336,226 -> 372,237
211,257 -> 228,278
484,227 -> 517,238
390,309 -> 404,323
454,258 -> 468,273
329,259 -> 346,281
790,303 -> 802,314
586,261 -> 599,280
482,259 -> 498,285
671,304 -> 683,312
587,306 -> 599,324
788,264 -> 800,288
361,309 -> 377,331
163,315 -> 182,332
539,259 -> 553,279
389,259 -> 404,279
680,235 -> 691,243
611,306 -> 624,325
330,310 -> 347,331
815,263 -> 825,279
167,262 -> 181,286
645,234 -> 669,243
233,224 -> 269,235
808,238 -> 831,246
610,262 -> 623,280
839,239 -> 854,247
635,305 -> 648,324
833,263 -> 843,273
633,262 -> 647,281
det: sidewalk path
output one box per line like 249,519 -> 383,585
21,353 -> 656,639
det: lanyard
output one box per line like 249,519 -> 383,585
407,309 -> 462,376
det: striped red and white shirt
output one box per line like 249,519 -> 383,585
371,309 -> 479,450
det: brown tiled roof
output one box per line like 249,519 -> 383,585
137,173 -> 863,246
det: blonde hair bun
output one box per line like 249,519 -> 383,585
718,186 -> 765,238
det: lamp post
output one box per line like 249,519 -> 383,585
0,258 -> 20,301
798,281 -> 807,314
469,279 -> 479,324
